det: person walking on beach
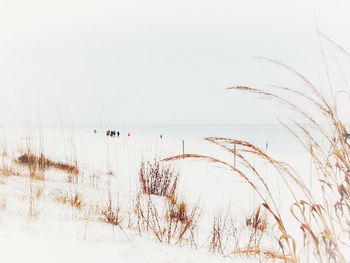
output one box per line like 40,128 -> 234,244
117,131 -> 120,137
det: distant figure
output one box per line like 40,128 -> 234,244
160,134 -> 163,139
111,130 -> 116,137
94,130 -> 97,134
106,130 -> 110,136
128,132 -> 130,137
117,131 -> 120,137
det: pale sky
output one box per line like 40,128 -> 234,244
0,0 -> 350,126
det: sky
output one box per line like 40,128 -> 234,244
0,0 -> 350,126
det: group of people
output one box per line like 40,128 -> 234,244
106,130 -> 120,137
93,129 -> 162,139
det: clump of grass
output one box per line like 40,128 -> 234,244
98,204 -> 130,241
16,152 -> 79,176
209,207 -> 270,256
139,159 -> 178,197
209,216 -> 226,254
55,191 -> 84,209
133,193 -> 199,246
0,166 -> 20,177
135,159 -> 196,245
16,151 -> 46,180
245,206 -> 268,248
70,193 -> 84,209
0,146 -> 19,177
246,206 -> 268,232
100,206 -> 122,226
166,195 -> 199,246
208,211 -> 239,255
167,195 -> 190,223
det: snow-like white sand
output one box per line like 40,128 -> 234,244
0,125 -> 312,262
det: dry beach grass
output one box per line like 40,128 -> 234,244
164,50 -> 350,261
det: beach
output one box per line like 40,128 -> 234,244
0,124 -> 317,262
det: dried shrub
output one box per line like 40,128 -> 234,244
139,159 -> 178,197
16,152 -> 79,176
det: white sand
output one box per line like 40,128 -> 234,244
0,125 -> 322,262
